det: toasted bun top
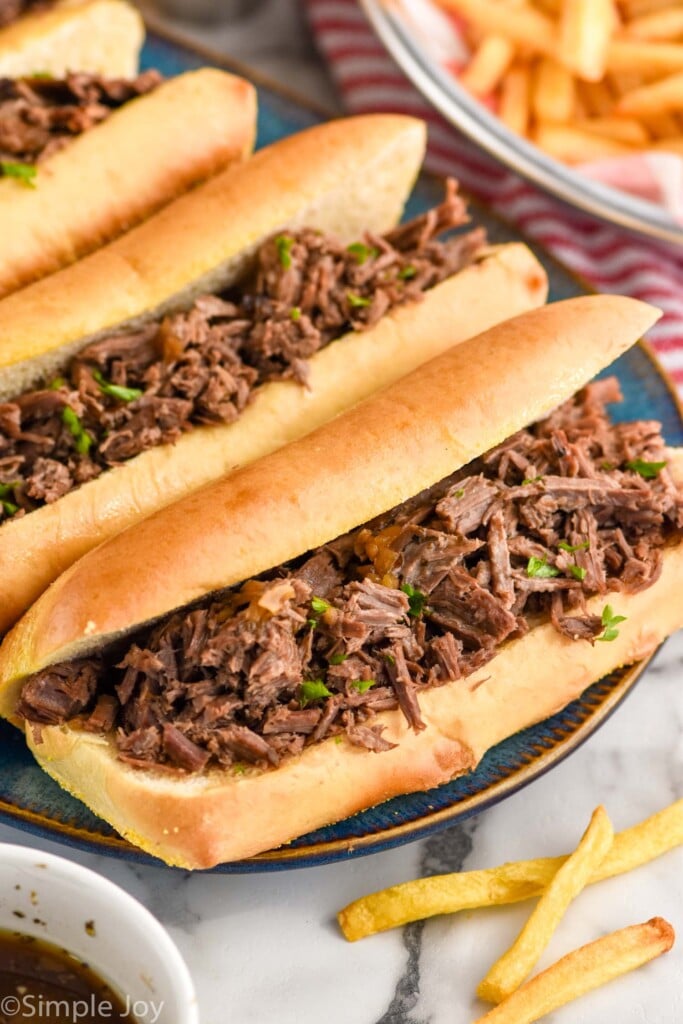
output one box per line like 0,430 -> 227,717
0,295 -> 659,695
0,114 -> 426,400
0,0 -> 143,78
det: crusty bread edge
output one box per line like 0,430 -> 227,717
0,296 -> 659,682
0,0 -> 144,78
24,535 -> 683,868
0,242 -> 547,637
0,69 -> 257,297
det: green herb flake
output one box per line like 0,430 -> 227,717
596,604 -> 627,643
522,475 -> 543,486
384,652 -> 396,666
290,306 -> 301,321
401,582 -> 428,617
275,234 -> 295,269
398,264 -> 417,280
601,460 -> 615,471
328,652 -> 348,665
311,596 -> 331,616
334,735 -> 343,745
347,292 -> 371,309
62,406 -> 92,455
558,540 -> 590,553
49,376 -> 66,390
625,458 -> 667,479
0,161 -> 37,188
347,242 -> 379,264
352,678 -> 377,694
299,680 -> 333,708
454,488 -> 465,498
1,499 -> 18,516
568,564 -> 587,581
526,555 -> 560,579
0,482 -> 17,499
232,763 -> 247,775
93,369 -> 142,404
30,70 -> 53,79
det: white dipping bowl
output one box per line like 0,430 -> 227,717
0,843 -> 197,1023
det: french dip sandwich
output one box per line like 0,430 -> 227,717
0,113 -> 547,634
1,296 -> 680,869
0,68 -> 257,295
0,0 -> 143,78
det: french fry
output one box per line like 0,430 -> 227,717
578,115 -> 650,144
641,109 -> 682,136
608,70 -> 645,94
607,39 -> 683,75
337,799 -> 683,942
617,70 -> 683,115
500,63 -> 532,136
531,57 -> 576,121
477,807 -> 614,1004
559,0 -> 617,81
620,0 -> 677,17
651,136 -> 683,154
472,918 -> 674,1024
461,35 -> 516,97
535,123 -> 636,162
435,0 -> 556,56
577,78 -> 615,115
626,7 -> 683,41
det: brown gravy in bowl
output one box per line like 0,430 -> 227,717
0,930 -> 138,1022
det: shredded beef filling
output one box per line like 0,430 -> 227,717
0,0 -> 53,27
0,180 -> 483,519
18,378 -> 683,772
0,70 -> 162,167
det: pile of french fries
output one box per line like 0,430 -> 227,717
435,0 -> 683,165
339,798 -> 682,1023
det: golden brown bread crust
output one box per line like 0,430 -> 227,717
0,0 -> 143,78
0,69 -> 257,297
0,243 -> 547,635
23,536 -> 683,868
0,295 -> 658,688
0,114 -> 428,398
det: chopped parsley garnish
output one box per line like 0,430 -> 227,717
601,460 -> 615,471
299,680 -> 333,707
49,376 -> 66,390
30,70 -> 53,79
92,369 -> 142,403
352,678 -> 377,694
0,482 -> 17,499
62,406 -> 92,455
290,306 -> 301,321
1,161 -> 37,187
347,292 -> 371,309
232,763 -> 246,775
334,735 -> 343,745
526,555 -> 560,579
401,582 -> 428,617
0,499 -> 18,516
384,652 -> 396,666
347,242 -> 379,264
558,540 -> 590,553
328,652 -> 348,665
454,488 -> 465,498
275,234 -> 295,269
398,264 -> 416,279
625,458 -> 666,479
311,596 -> 331,616
596,605 -> 627,643
522,475 -> 543,485
568,564 -> 587,582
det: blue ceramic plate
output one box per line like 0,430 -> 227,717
0,30 -> 680,872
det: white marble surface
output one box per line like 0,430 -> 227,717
1,630 -> 681,1024
1,5 -> 682,1023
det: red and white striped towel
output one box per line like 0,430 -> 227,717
305,0 -> 683,396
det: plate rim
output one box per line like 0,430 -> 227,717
359,0 -> 683,247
